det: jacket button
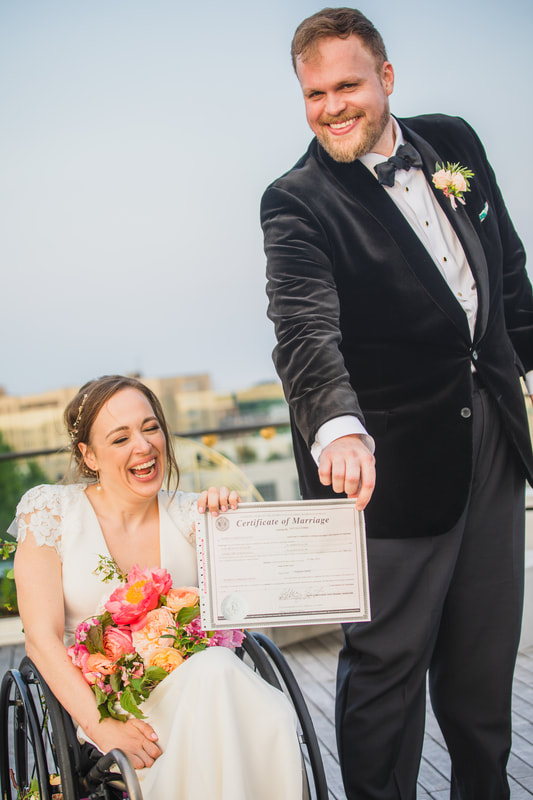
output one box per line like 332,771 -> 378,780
461,407 -> 472,418
472,349 -> 478,360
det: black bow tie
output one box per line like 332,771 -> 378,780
374,143 -> 423,187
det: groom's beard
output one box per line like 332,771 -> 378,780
316,105 -> 391,163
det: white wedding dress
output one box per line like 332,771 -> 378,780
11,484 -> 303,800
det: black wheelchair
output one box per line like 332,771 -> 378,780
0,632 -> 328,800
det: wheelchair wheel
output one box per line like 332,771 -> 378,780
0,665 -> 67,800
1,657 -> 143,800
238,632 -> 329,800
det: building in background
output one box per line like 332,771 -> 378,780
0,374 -> 299,500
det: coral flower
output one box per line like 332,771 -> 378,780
103,626 -> 135,660
82,653 -> 118,686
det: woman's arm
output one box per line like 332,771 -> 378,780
14,527 -> 161,769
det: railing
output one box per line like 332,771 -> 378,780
0,420 -> 292,463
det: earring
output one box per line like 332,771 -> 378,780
96,471 -> 102,492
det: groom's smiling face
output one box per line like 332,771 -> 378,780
296,34 -> 395,163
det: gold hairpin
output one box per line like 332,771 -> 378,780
70,393 -> 88,443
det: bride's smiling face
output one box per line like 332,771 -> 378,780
79,387 -> 167,500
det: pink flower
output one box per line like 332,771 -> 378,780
452,173 -> 467,193
74,618 -> 100,644
432,161 -> 474,211
67,643 -> 90,669
105,565 -> 171,626
184,616 -> 205,637
149,567 -> 173,596
103,626 -> 135,660
210,628 -> 245,649
166,586 -> 199,613
432,168 -> 451,191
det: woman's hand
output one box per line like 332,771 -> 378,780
197,486 -> 240,515
90,717 -> 162,769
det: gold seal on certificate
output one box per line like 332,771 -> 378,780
196,499 -> 371,630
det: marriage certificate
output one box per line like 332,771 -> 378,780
196,499 -> 370,630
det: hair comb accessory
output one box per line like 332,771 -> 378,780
70,393 -> 88,443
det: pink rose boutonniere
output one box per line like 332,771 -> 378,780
432,162 -> 474,210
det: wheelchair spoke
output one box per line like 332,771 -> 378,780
0,671 -> 45,800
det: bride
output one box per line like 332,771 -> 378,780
11,374 -> 303,799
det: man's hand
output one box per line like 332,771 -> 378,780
318,434 -> 375,510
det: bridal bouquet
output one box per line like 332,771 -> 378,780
67,560 -> 245,722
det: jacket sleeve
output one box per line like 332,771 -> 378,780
460,118 -> 533,372
261,183 -> 364,449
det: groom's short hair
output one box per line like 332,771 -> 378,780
291,7 -> 388,72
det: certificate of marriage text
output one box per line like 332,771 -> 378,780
196,499 -> 371,629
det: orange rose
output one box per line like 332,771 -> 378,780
166,586 -> 199,613
147,647 -> 184,673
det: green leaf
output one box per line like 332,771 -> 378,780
177,606 -> 200,626
190,642 -> 209,654
99,611 -> 114,629
120,688 -> 145,719
110,672 -> 122,693
130,676 -> 144,692
106,700 -> 128,722
144,665 -> 168,683
94,684 -> 108,707
85,624 -> 105,655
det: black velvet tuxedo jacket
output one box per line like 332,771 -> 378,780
261,114 -> 533,538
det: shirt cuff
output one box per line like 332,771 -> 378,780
310,415 -> 376,465
525,371 -> 533,395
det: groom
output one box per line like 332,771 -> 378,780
261,7 -> 533,798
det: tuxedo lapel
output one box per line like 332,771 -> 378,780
319,148 -> 472,341
401,123 -> 490,342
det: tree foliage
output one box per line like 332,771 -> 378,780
0,431 -> 49,614
0,431 -> 49,537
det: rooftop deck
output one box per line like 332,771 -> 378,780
1,628 -> 532,798
282,628 -> 533,799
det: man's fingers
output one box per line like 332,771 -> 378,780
318,435 -> 376,507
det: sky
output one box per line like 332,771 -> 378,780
1,0 -> 532,397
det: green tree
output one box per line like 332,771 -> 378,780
0,430 -> 49,536
0,431 -> 49,615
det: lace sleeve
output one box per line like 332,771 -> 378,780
9,485 -> 64,558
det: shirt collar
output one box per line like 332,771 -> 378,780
359,117 -> 404,176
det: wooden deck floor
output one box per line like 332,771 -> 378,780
281,628 -> 533,799
1,631 -> 532,798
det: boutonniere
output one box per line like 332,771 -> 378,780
432,162 -> 474,210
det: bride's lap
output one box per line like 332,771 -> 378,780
141,644 -> 297,734
136,646 -> 303,799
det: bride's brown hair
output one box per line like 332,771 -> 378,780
64,375 -> 180,489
